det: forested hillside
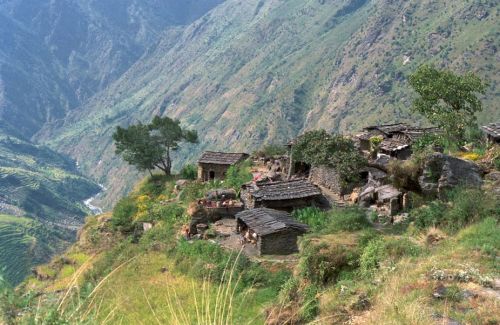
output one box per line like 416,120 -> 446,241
40,0 -> 500,209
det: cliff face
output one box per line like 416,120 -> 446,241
40,0 -> 499,209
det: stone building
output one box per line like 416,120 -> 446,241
357,123 -> 440,159
241,179 -> 322,210
197,151 -> 249,181
235,208 -> 308,255
481,122 -> 500,144
309,166 -> 351,196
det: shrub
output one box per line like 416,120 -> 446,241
359,239 -> 385,278
411,201 -> 447,229
326,208 -> 371,233
111,197 -> 137,233
443,188 -> 498,232
292,207 -> 327,231
180,164 -> 197,180
388,159 -> 421,190
299,284 -> 319,322
224,160 -> 253,191
138,174 -> 172,196
292,130 -> 367,184
278,277 -> 300,304
299,240 -> 360,285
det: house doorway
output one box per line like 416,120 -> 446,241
209,171 -> 215,180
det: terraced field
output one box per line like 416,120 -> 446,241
0,215 -> 74,285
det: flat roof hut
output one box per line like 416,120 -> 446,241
198,151 -> 249,181
481,122 -> 500,144
236,208 -> 308,255
241,179 -> 322,210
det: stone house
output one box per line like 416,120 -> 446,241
241,179 -> 322,211
197,151 -> 249,181
481,122 -> 500,144
235,208 -> 308,255
357,123 -> 440,159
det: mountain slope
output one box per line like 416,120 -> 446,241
0,0 -> 224,138
41,0 -> 500,208
0,214 -> 74,285
0,130 -> 100,224
0,0 -> 225,284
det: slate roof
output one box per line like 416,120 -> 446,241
379,139 -> 410,152
363,123 -> 411,135
236,208 -> 308,236
481,122 -> 500,140
198,151 -> 249,165
251,179 -> 322,201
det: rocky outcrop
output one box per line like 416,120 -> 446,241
419,153 -> 484,197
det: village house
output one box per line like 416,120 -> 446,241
240,179 -> 322,211
235,208 -> 308,255
357,123 -> 441,159
481,122 -> 500,144
197,151 -> 249,181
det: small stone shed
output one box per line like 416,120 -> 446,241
198,151 -> 249,181
241,179 -> 322,210
481,122 -> 500,144
235,208 -> 308,255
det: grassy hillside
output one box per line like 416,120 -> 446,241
41,0 -> 500,209
5,167 -> 498,324
0,132 -> 100,224
0,215 -> 74,285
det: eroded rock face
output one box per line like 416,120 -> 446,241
419,153 -> 483,197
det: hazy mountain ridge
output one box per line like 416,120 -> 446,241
41,0 -> 499,209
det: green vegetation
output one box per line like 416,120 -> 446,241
113,116 -> 198,175
293,207 -> 370,233
292,130 -> 367,184
179,164 -> 197,180
410,187 -> 499,232
409,65 -> 488,144
0,215 -> 73,285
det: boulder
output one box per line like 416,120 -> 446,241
175,179 -> 189,187
419,153 -> 483,198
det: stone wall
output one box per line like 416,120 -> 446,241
258,230 -> 301,255
309,166 -> 346,195
189,204 -> 243,234
198,163 -> 231,181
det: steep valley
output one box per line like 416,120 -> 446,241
40,0 -> 500,209
0,0 -> 498,286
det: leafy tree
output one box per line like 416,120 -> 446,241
409,65 -> 487,144
149,116 -> 198,175
113,116 -> 198,175
292,130 -> 366,184
113,123 -> 166,175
